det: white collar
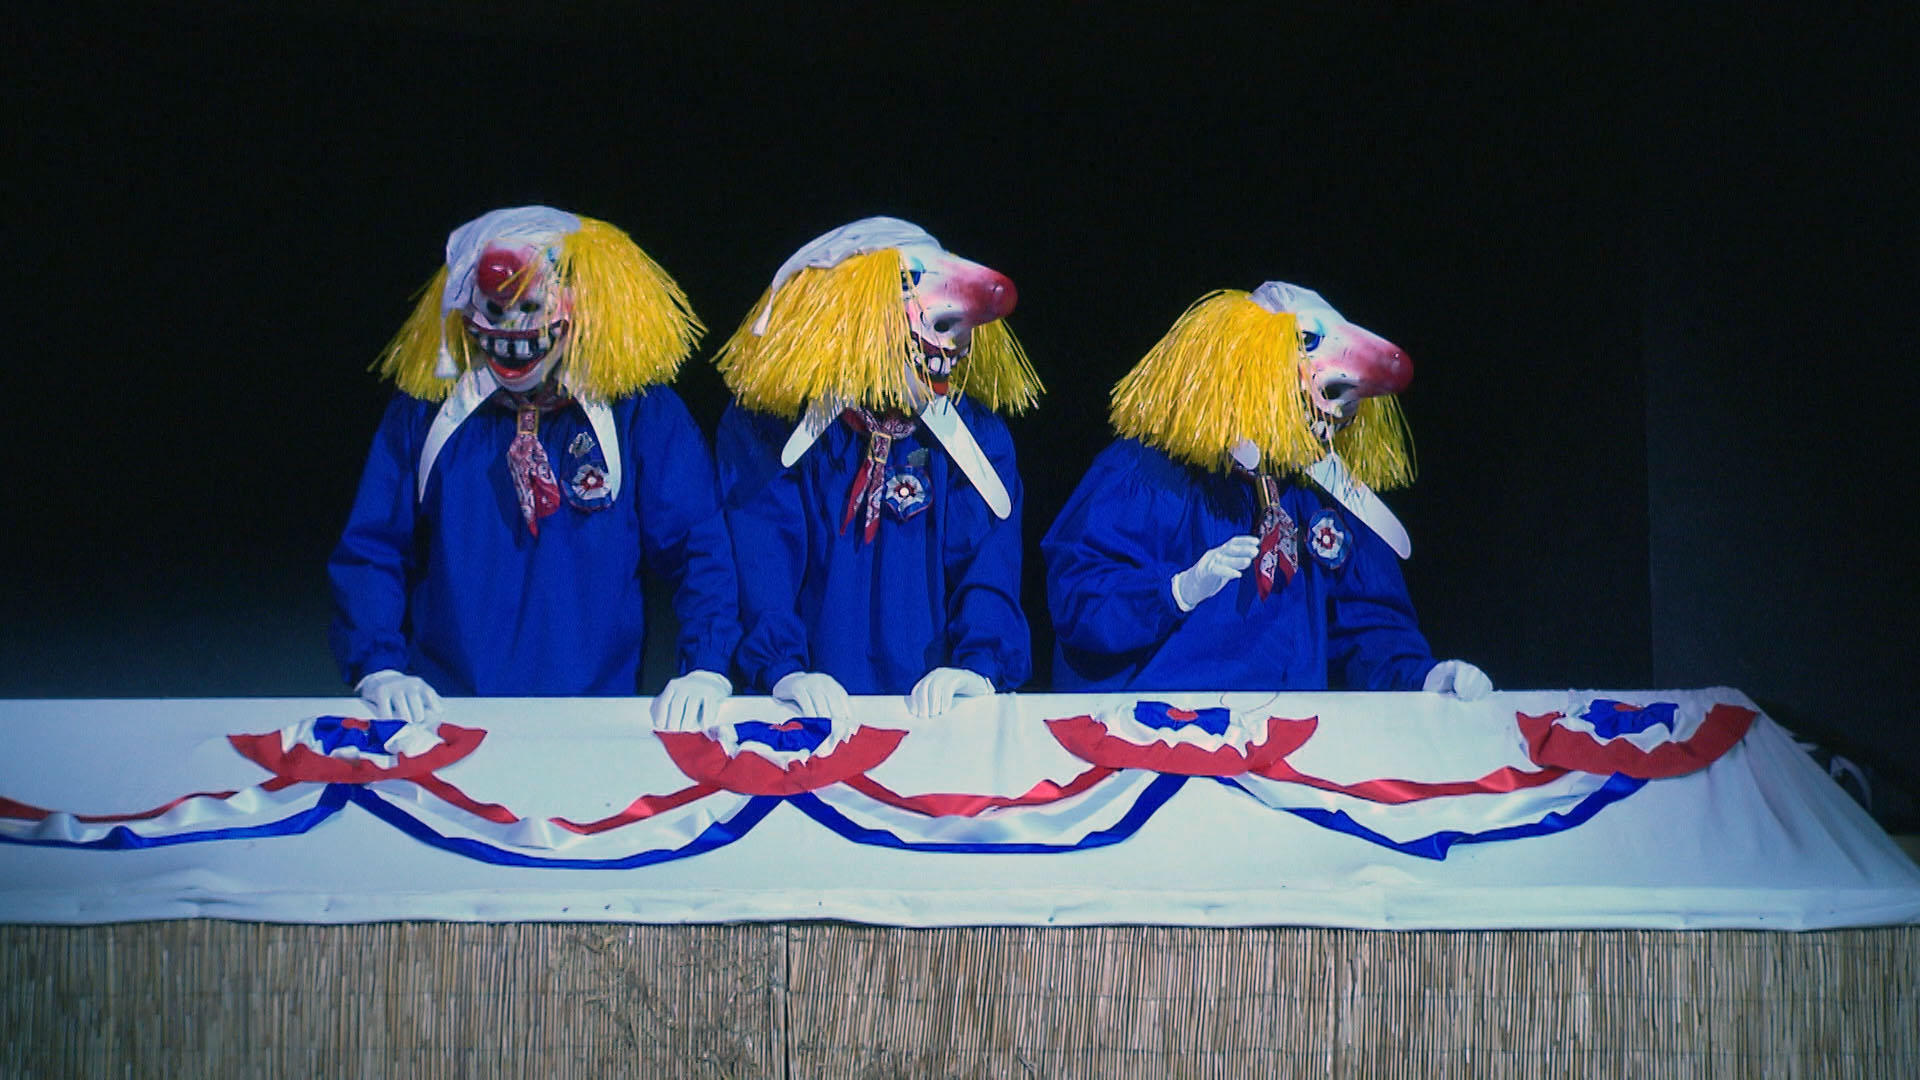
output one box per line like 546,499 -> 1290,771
417,368 -> 622,505
778,395 -> 1011,520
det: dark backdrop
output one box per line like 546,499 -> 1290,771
8,4 -> 1915,784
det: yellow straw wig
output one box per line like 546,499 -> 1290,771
1330,389 -> 1416,491
376,216 -> 703,402
1110,290 -> 1414,490
713,249 -> 1042,419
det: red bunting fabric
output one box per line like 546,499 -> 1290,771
1517,704 -> 1756,778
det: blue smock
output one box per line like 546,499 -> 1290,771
328,389 -> 740,695
716,399 -> 1031,695
1043,438 -> 1436,692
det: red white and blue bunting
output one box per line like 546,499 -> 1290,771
0,697 -> 1753,865
6,689 -> 1918,930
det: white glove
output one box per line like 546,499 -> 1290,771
907,667 -> 994,717
1170,535 -> 1261,612
650,669 -> 732,731
771,670 -> 853,723
356,669 -> 443,723
1423,659 -> 1494,701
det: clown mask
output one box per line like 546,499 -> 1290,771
462,242 -> 574,393
1251,282 -> 1412,436
897,242 -> 1018,398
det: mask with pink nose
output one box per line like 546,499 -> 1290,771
715,217 -> 1043,519
896,241 -> 1019,401
1248,282 -> 1412,445
1110,281 -> 1418,555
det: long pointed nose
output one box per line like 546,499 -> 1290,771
1341,327 -> 1413,397
942,265 -> 1017,324
1368,343 -> 1413,395
978,269 -> 1018,321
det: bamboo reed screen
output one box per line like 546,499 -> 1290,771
6,922 -> 1917,1077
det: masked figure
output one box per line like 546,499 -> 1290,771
713,217 -> 1042,720
1043,282 -> 1490,697
329,206 -> 740,729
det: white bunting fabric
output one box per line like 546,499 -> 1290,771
2,690 -> 1916,929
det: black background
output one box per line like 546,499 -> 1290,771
8,4 -> 1917,787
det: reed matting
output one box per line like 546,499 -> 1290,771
5,922 -> 1916,1078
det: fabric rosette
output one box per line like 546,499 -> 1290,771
1045,700 -> 1316,776
1517,698 -> 1755,779
227,715 -> 486,784
657,715 -> 906,796
0,714 -> 486,851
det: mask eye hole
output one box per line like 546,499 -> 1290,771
1301,330 -> 1323,351
908,268 -> 924,287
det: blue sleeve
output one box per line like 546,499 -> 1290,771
941,409 -> 1031,689
1327,520 -> 1437,691
1041,443 -> 1190,657
327,395 -> 425,687
631,390 -> 742,677
715,403 -> 811,691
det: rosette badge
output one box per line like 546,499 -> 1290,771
1046,701 -> 1317,776
655,715 -> 908,796
228,715 -> 488,785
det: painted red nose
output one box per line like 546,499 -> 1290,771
1375,346 -> 1413,395
981,270 -> 1018,320
476,247 -> 529,302
1341,327 -> 1414,397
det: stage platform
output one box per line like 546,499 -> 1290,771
5,689 -> 1917,1075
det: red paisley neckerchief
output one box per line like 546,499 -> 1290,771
839,409 -> 918,543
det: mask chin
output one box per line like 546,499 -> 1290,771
911,328 -> 970,399
1308,408 -> 1354,447
489,347 -> 563,393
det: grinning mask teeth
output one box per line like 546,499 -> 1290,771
463,242 -> 574,392
897,241 -> 1018,398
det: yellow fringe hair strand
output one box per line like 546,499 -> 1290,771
374,216 -> 703,403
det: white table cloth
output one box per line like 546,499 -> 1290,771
3,688 -> 1915,929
